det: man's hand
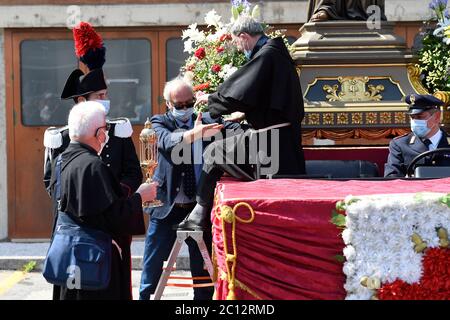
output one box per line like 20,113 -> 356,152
194,93 -> 209,109
225,111 -> 245,122
183,113 -> 223,143
136,181 -> 158,203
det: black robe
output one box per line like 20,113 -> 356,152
44,122 -> 142,300
51,142 -> 145,300
208,37 -> 305,175
308,0 -> 386,21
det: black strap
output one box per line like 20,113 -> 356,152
54,151 -> 84,211
54,154 -> 63,207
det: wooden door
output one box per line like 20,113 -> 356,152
6,28 -> 160,239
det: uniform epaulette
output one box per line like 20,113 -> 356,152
43,125 -> 68,149
393,133 -> 409,140
108,117 -> 133,138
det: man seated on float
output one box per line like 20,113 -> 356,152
384,94 -> 450,177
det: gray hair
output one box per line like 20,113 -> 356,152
163,77 -> 193,102
68,101 -> 106,140
229,15 -> 264,36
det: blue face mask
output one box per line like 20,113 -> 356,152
172,107 -> 194,122
410,118 -> 431,138
95,100 -> 111,115
244,50 -> 252,60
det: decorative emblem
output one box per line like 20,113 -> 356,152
323,76 -> 385,102
410,94 -> 416,105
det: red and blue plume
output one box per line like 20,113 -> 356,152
73,21 -> 106,70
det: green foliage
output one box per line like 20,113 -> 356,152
331,210 -> 346,228
334,255 -> 346,263
439,193 -> 450,207
335,200 -> 346,212
417,33 -> 450,93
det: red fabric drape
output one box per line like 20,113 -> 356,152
212,178 -> 450,300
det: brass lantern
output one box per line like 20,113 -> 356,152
139,118 -> 163,208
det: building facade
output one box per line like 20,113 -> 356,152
0,0 -> 434,239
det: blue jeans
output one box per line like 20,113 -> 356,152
139,206 -> 213,300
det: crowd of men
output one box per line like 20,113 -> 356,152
42,14 -> 449,300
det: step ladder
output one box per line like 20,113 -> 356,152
152,230 -> 215,300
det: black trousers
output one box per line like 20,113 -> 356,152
197,126 -> 305,206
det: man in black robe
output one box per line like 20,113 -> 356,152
308,0 -> 386,22
48,101 -> 156,299
43,22 -> 143,300
178,15 -> 306,230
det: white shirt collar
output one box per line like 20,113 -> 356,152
428,130 -> 442,150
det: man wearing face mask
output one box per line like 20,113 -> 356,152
384,94 -> 450,177
178,14 -> 305,231
47,101 -> 157,300
138,78 -> 241,300
43,22 -> 142,300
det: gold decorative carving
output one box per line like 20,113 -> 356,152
367,84 -> 385,101
394,112 -> 407,124
337,113 -> 349,125
434,91 -> 450,106
407,64 -> 428,95
307,113 -> 320,125
323,113 -> 334,125
323,76 -> 384,102
323,84 -> 340,101
351,113 -> 363,124
380,112 -> 392,124
366,112 -> 378,124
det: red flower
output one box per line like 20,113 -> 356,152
73,22 -> 103,57
193,82 -> 210,91
378,247 -> 450,300
211,64 -> 221,73
220,34 -> 232,42
194,47 -> 206,60
216,46 -> 225,53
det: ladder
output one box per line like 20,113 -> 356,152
152,230 -> 215,300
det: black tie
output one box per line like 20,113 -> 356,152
181,124 -> 196,198
423,139 -> 432,148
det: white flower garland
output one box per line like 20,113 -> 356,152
341,192 -> 450,300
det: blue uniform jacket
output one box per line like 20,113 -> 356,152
149,111 -> 241,219
384,129 -> 450,177
148,111 -> 241,220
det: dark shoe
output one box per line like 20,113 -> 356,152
177,204 -> 210,231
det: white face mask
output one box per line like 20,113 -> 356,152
98,130 -> 109,155
95,100 -> 111,115
410,118 -> 431,138
172,107 -> 194,122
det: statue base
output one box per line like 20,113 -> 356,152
292,21 -> 442,142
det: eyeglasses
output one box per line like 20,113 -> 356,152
172,99 -> 196,110
95,123 -> 110,136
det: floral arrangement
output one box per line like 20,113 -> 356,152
333,192 -> 450,300
417,0 -> 450,93
181,0 -> 291,111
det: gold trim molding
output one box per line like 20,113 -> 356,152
304,76 -> 405,102
407,64 -> 429,95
